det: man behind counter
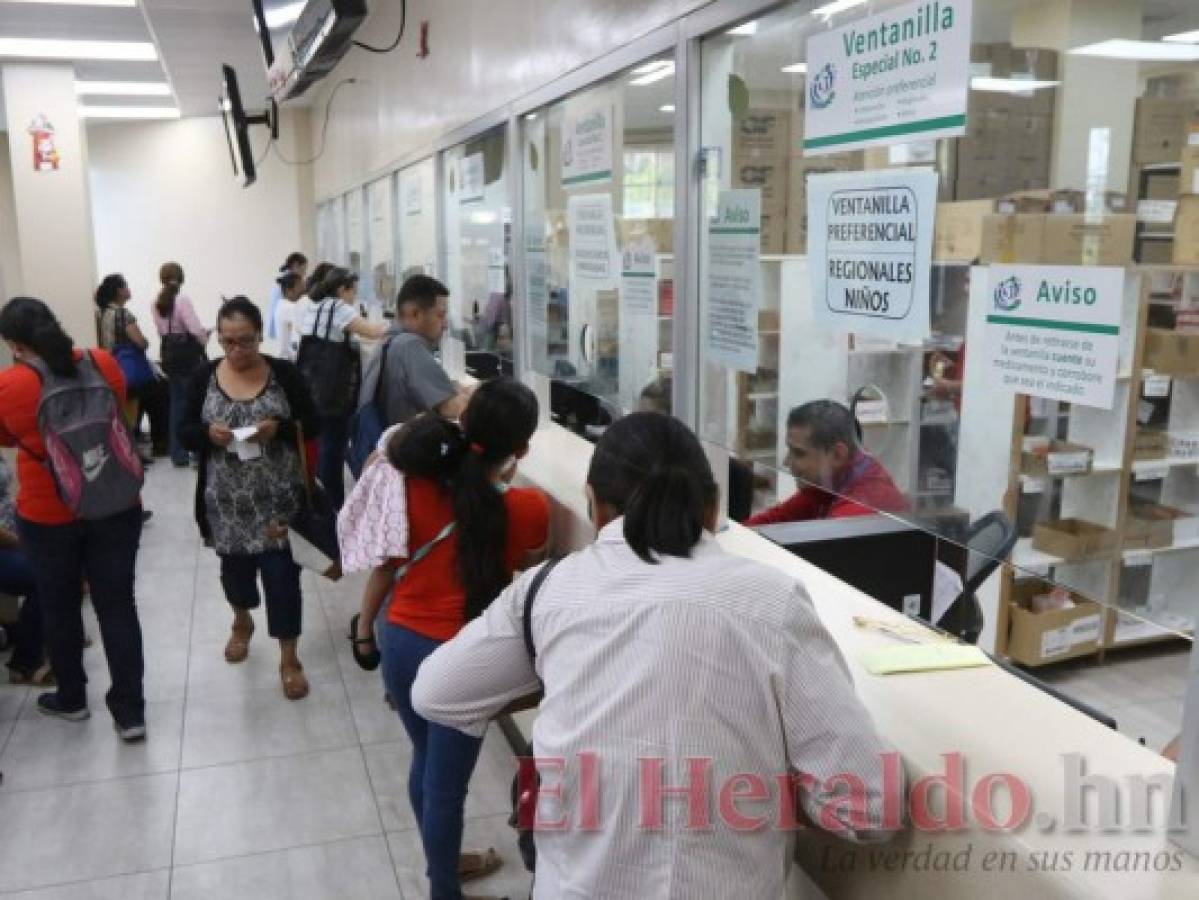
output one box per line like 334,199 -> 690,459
745,399 -> 908,526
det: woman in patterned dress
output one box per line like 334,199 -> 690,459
178,297 -> 321,700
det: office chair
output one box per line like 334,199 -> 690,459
936,510 -> 1017,645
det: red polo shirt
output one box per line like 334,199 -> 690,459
746,451 -> 908,526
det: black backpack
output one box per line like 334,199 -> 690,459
295,300 -> 361,418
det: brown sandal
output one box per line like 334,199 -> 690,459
280,663 -> 309,700
459,847 -> 503,883
224,619 -> 255,663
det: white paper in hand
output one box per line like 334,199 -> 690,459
230,426 -> 262,461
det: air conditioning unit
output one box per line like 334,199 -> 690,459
266,0 -> 367,102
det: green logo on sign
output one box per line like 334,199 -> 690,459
993,276 -> 1021,312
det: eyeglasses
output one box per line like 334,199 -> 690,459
217,335 -> 260,350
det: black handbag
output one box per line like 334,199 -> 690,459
160,310 -> 207,378
506,557 -> 563,874
295,300 -> 361,418
287,425 -> 342,580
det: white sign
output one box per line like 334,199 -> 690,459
804,0 -> 972,155
487,246 -> 506,295
985,265 -> 1124,409
620,235 -> 660,411
807,168 -> 936,342
403,177 -> 423,216
562,105 -> 613,188
460,153 -> 484,204
567,193 -> 619,290
706,190 -> 762,374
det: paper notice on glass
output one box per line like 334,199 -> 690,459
562,104 -> 613,188
706,190 -> 762,374
230,427 -> 261,461
568,193 -> 619,291
620,235 -> 660,410
460,153 -> 484,204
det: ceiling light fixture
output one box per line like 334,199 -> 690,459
0,37 -> 157,60
630,61 -> 675,86
660,104 -> 675,113
1069,39 -> 1199,62
632,60 -> 672,75
1164,30 -> 1199,44
75,80 -> 171,96
781,63 -> 808,73
812,0 -> 868,22
727,21 -> 758,36
970,76 -> 1059,93
80,105 -> 180,119
265,0 -> 304,30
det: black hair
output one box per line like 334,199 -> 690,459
314,266 -> 358,302
277,272 -> 303,296
306,262 -> 336,299
587,412 -> 717,564
94,274 -> 127,311
787,400 -> 861,451
0,297 -> 78,377
387,377 -> 540,618
156,261 -> 184,318
282,252 -> 308,272
217,296 -> 263,334
396,274 -> 449,312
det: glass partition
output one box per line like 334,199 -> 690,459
367,173 -> 397,317
398,157 -> 439,280
441,125 -> 513,380
522,51 -> 677,433
693,0 -> 1199,752
345,186 -> 365,276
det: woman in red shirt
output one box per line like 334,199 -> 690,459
370,378 -> 548,900
0,297 -> 146,741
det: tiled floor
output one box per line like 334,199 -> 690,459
0,465 -> 531,899
0,464 -> 1190,897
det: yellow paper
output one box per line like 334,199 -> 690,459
862,643 -> 990,676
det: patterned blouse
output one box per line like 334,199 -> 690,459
201,370 -> 303,556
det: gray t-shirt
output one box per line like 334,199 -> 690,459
359,327 -> 455,427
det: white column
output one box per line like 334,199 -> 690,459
2,64 -> 99,345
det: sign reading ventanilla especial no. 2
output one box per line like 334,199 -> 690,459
985,265 -> 1124,410
804,0 -> 972,156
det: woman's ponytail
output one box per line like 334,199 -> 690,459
0,297 -> 77,377
623,463 -> 708,563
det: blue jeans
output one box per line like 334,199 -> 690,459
168,375 -> 190,465
380,622 -> 483,900
0,546 -> 43,674
18,506 -> 144,721
318,414 -> 349,510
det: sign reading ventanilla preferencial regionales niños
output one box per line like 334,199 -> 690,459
804,0 -> 972,156
986,265 -> 1124,410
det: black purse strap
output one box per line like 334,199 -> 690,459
521,558 -> 562,663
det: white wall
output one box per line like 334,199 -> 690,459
309,0 -> 706,198
0,139 -> 20,301
87,110 -> 314,352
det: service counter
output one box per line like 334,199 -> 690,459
509,420 -> 1199,899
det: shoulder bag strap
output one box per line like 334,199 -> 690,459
522,558 -> 562,663
392,520 -> 456,584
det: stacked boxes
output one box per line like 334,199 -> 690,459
731,109 -> 791,254
956,44 -> 1058,201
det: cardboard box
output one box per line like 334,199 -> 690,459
733,110 -> 791,161
1126,503 -> 1181,550
1180,145 -> 1199,197
980,213 -> 1046,263
760,209 -> 786,254
957,174 -> 1009,202
934,200 -> 996,261
784,153 -> 863,253
1141,240 -> 1176,265
1041,214 -> 1136,265
1145,328 -> 1199,377
998,190 -> 1052,214
1173,195 -> 1199,264
1032,518 -> 1118,561
1133,97 -> 1191,166
1134,428 -> 1169,461
1006,579 -> 1102,667
1020,440 -> 1093,477
733,158 -> 788,211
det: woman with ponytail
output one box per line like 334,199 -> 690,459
361,377 -> 548,899
94,274 -> 151,449
412,412 -> 897,898
0,297 -> 147,740
150,262 -> 209,467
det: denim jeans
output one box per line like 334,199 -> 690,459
218,547 -> 302,639
168,374 -> 190,465
17,506 -> 145,721
380,622 -> 484,900
0,545 -> 43,674
317,414 -> 349,510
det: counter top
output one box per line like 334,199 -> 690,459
509,420 -> 1199,898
